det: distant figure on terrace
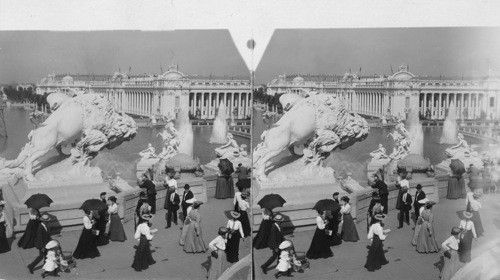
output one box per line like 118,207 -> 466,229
370,144 -> 388,160
139,143 -> 157,159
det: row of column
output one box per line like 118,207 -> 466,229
349,91 -> 387,117
420,92 -> 488,120
190,92 -> 251,119
112,91 -> 155,116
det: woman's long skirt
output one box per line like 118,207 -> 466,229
364,235 -> 388,272
412,217 -> 423,246
306,227 -> 333,259
215,176 -> 234,199
446,177 -> 466,199
341,213 -> 359,242
253,219 -> 272,249
440,250 -> 460,280
470,210 -> 484,237
183,222 -> 207,253
179,218 -> 190,246
131,234 -> 155,271
207,250 -> 226,280
0,222 -> 10,253
95,215 -> 109,246
458,230 -> 473,263
238,211 -> 251,237
17,219 -> 39,249
416,222 -> 439,253
73,227 -> 100,259
108,213 -> 127,242
226,231 -> 241,263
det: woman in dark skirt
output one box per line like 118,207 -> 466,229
73,211 -> 100,259
447,174 -> 467,199
225,211 -> 245,263
215,158 -> 235,199
17,208 -> 40,249
340,196 -> 359,242
465,190 -> 484,237
237,193 -> 251,237
365,214 -> 390,272
107,196 -> 127,242
253,208 -> 273,249
0,201 -> 11,253
306,210 -> 333,259
458,211 -> 477,263
132,214 -> 157,271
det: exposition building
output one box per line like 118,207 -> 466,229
266,65 -> 500,121
36,64 -> 252,120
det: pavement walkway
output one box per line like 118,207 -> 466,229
0,197 -> 251,280
253,193 -> 500,280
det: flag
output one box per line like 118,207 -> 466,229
128,66 -> 131,72
359,67 -> 362,73
161,65 -> 163,73
390,65 -> 394,74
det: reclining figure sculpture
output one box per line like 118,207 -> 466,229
253,92 -> 369,182
1,92 -> 137,181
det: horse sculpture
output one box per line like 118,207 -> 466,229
253,93 -> 369,182
1,92 -> 137,181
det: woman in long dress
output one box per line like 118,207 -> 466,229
73,211 -> 100,259
415,202 -> 439,253
238,193 -> 251,237
207,227 -> 228,280
179,198 -> 196,246
215,159 -> 235,199
253,208 -> 273,249
440,227 -> 461,280
458,211 -> 477,263
0,201 -> 10,253
226,211 -> 245,263
364,214 -> 390,272
18,208 -> 40,249
446,173 -> 466,199
411,199 -> 429,246
132,214 -> 156,271
107,196 -> 127,242
183,202 -> 207,253
465,190 -> 484,237
340,196 -> 359,242
306,210 -> 333,259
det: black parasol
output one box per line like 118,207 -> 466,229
24,193 -> 53,210
313,199 -> 340,213
257,194 -> 286,210
449,158 -> 466,176
79,199 -> 107,213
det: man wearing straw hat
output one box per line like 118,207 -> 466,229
261,214 -> 285,275
28,214 -> 52,274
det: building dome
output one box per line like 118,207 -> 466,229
293,76 -> 305,83
62,75 -> 74,84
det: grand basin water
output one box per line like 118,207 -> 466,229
252,108 -> 492,182
0,107 -> 250,183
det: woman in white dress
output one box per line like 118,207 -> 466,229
225,211 -> 245,263
465,189 -> 484,236
207,227 -> 228,280
458,211 -> 477,263
440,227 -> 461,280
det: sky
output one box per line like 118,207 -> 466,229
0,30 -> 249,84
0,27 -> 499,85
256,27 -> 500,83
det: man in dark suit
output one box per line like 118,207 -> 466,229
325,192 -> 342,246
371,174 -> 389,214
398,188 -> 412,229
413,184 -> 426,221
181,184 -> 194,221
261,214 -> 285,274
95,192 -> 109,246
28,214 -> 51,274
165,186 -> 180,228
140,174 -> 157,214
235,163 -> 250,180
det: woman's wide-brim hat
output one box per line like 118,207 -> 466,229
45,240 -> 59,250
418,198 -> 430,204
230,210 -> 241,219
463,211 -> 473,219
373,214 -> 386,221
278,240 -> 292,250
185,198 -> 197,204
451,227 -> 461,235
141,214 -> 153,220
40,214 -> 51,222
273,214 -> 284,222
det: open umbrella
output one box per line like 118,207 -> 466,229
257,194 -> 286,210
313,199 -> 340,213
218,158 -> 234,176
79,199 -> 107,213
449,158 -> 466,176
25,193 -> 53,210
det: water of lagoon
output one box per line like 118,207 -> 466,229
0,107 -> 250,183
252,108 -> 493,183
